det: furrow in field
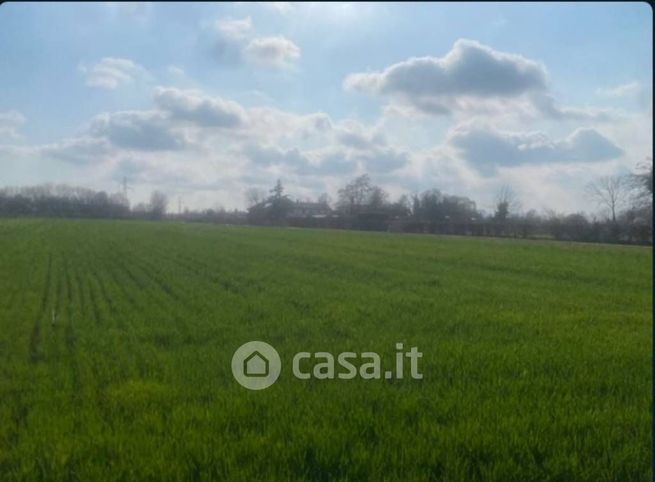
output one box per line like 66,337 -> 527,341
0,239 -> 39,363
28,253 -> 52,364
112,234 -> 334,327
6,389 -> 28,448
78,243 -> 124,328
129,256 -> 194,309
62,255 -> 74,345
104,261 -> 141,312
0,227 -> 45,451
128,239 -> 263,299
105,249 -> 197,351
107,243 -> 196,311
97,257 -> 156,376
94,271 -> 127,330
73,261 -> 87,322
62,255 -> 80,397
86,271 -> 104,326
106,248 -> 170,305
71,244 -> 131,423
66,228 -> 117,328
0,239 -> 24,311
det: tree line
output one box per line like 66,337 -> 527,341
0,185 -> 161,220
243,159 -> 651,245
0,158 -> 651,245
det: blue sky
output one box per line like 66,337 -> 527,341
0,2 -> 651,213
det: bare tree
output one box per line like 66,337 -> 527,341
149,190 -> 168,219
337,174 -> 372,214
317,192 -> 331,208
630,157 -> 653,207
245,187 -> 267,208
586,175 -> 629,223
494,186 -> 519,222
368,186 -> 389,210
396,194 -> 412,213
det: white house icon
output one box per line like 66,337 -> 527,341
244,351 -> 269,377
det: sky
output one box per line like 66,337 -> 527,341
0,2 -> 652,213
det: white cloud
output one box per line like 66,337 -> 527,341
242,143 -> 309,167
154,87 -> 248,128
596,81 -> 642,98
344,39 -> 617,122
0,110 -> 26,141
352,146 -> 408,173
166,65 -> 186,77
216,16 -> 252,40
33,83 -> 411,186
209,17 -> 254,65
529,93 -> 613,121
447,121 -> 623,175
79,57 -> 149,90
334,120 -> 386,150
210,16 -> 300,69
0,111 -> 26,127
414,145 -> 633,214
246,107 -> 332,144
495,160 -> 630,214
19,81 -> 643,214
40,137 -> 114,165
297,146 -> 358,175
88,110 -> 187,151
595,81 -> 651,112
244,36 -> 301,68
344,39 -> 547,115
239,141 -> 406,176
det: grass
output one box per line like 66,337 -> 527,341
0,218 -> 651,481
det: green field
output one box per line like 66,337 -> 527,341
0,219 -> 651,481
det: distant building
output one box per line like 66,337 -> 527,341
288,201 -> 332,218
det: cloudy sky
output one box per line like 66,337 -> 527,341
0,2 -> 651,213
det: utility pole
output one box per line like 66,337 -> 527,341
120,176 -> 133,207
